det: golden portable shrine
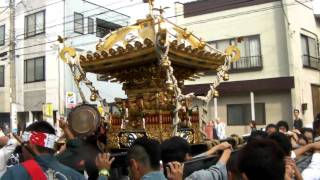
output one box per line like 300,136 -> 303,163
59,0 -> 240,149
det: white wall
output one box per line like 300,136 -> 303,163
176,0 -> 320,127
0,8 -> 11,112
0,0 -> 129,116
63,0 -> 129,106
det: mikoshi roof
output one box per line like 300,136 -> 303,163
79,15 -> 227,76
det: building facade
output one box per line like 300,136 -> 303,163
0,0 -> 129,131
176,0 -> 320,135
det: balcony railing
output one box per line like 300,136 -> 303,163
229,55 -> 263,72
303,55 -> 320,70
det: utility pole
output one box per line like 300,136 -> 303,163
9,0 -> 17,133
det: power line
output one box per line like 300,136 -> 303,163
168,0 -> 313,26
1,0 -> 133,22
6,13 -> 130,42
294,0 -> 313,10
3,2 -> 133,40
16,35 -> 101,56
4,0 -> 313,55
1,1 -> 140,42
0,0 -> 63,22
171,0 -> 313,17
1,0 -> 133,43
0,7 -> 9,14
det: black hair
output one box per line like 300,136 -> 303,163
297,134 -> 308,144
276,121 -> 289,132
226,151 -> 242,180
128,137 -> 161,170
300,128 -> 314,142
266,124 -> 278,131
161,136 -> 191,164
301,128 -> 314,135
237,139 -> 285,180
293,109 -> 300,113
247,130 -> 268,144
25,121 -> 56,135
313,118 -> 320,136
25,121 -> 56,154
268,132 -> 292,156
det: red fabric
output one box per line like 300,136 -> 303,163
21,159 -> 47,180
29,132 -> 47,147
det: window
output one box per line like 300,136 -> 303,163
74,12 -> 84,34
88,17 -> 94,34
96,18 -> 121,38
0,25 -> 4,46
227,103 -> 265,125
210,35 -> 262,72
24,57 -> 45,83
32,111 -> 43,121
301,34 -> 320,70
25,10 -> 45,38
0,66 -> 4,87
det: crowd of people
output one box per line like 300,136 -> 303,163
0,109 -> 319,180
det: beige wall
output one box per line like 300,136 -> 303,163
176,1 -> 290,85
0,63 -> 10,112
192,91 -> 292,136
282,0 -> 320,126
0,9 -> 10,112
176,0 -> 320,128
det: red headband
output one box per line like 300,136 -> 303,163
22,131 -> 56,149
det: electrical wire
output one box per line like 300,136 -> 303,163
0,7 -> 9,14
168,0 -> 313,26
0,0 -> 133,22
1,1 -> 141,42
2,0 -> 315,56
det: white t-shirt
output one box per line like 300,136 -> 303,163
0,139 -> 18,178
216,123 -> 226,140
302,153 -> 320,180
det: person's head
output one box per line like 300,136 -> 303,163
297,134 -> 308,146
268,132 -> 292,156
161,136 -> 192,165
227,151 -> 242,180
247,130 -> 268,144
22,121 -> 56,160
313,118 -> 320,137
293,109 -> 300,118
301,128 -> 314,143
237,139 -> 285,180
0,135 -> 9,148
276,121 -> 289,133
127,137 -> 161,180
265,124 -> 278,136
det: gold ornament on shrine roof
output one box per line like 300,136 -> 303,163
57,0 -> 241,144
76,3 -> 239,78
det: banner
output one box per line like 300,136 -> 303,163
10,103 -> 18,133
42,103 -> 53,118
42,103 -> 54,125
66,92 -> 77,109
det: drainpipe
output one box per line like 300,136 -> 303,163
281,0 -> 298,127
214,97 -> 218,119
250,92 -> 255,121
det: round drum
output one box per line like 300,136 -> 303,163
67,104 -> 100,137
